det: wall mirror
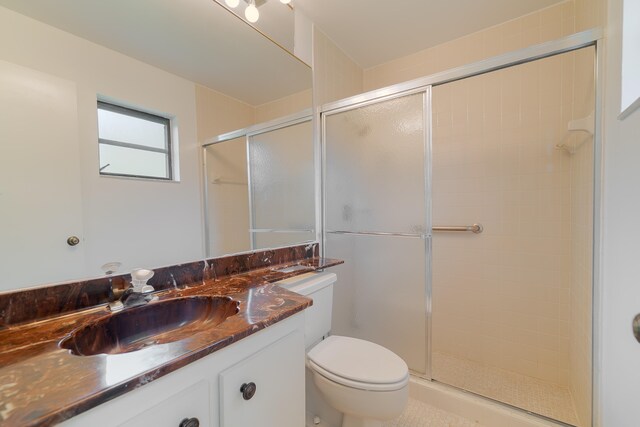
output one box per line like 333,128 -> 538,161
0,0 -> 313,292
204,111 -> 314,257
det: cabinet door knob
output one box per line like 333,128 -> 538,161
240,382 -> 257,400
67,236 -> 80,246
179,418 -> 199,427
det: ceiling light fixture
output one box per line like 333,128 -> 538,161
222,0 -> 291,24
244,0 -> 260,23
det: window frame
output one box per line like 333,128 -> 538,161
97,100 -> 173,180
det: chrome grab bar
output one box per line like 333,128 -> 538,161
325,223 -> 484,237
433,224 -> 483,234
326,230 -> 423,238
250,228 -> 314,233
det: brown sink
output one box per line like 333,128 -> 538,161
60,296 -> 239,356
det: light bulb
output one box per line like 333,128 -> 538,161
245,3 -> 259,22
280,0 -> 291,4
225,0 -> 240,8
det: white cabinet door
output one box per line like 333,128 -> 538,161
0,60 -> 85,291
219,331 -> 305,427
119,381 -> 210,427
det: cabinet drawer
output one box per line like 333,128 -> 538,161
119,380 -> 210,427
219,331 -> 304,427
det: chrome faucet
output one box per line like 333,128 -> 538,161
109,268 -> 157,312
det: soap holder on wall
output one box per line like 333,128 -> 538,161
556,112 -> 594,154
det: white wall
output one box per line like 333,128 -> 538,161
599,0 -> 640,425
0,7 -> 204,287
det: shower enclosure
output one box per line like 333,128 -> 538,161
322,38 -> 596,426
204,112 -> 315,257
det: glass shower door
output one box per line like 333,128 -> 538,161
323,91 -> 430,375
430,47 -> 595,426
248,119 -> 315,249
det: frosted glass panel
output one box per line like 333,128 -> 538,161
98,144 -> 168,178
325,93 -> 426,233
98,108 -> 167,149
326,233 -> 427,374
249,120 -> 314,232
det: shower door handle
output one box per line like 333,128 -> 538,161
633,314 -> 640,343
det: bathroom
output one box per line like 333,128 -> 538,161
0,0 -> 638,426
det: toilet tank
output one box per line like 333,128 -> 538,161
275,272 -> 336,349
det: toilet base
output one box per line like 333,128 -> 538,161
342,414 -> 383,427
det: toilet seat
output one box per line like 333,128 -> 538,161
307,335 -> 409,392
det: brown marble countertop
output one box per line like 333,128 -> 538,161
0,256 -> 342,427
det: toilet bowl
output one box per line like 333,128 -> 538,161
276,273 -> 409,427
307,335 -> 409,427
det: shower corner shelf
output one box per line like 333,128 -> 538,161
556,111 -> 594,154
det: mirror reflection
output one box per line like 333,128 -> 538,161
205,114 -> 314,257
0,0 -> 313,292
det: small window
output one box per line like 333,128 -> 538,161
97,101 -> 172,180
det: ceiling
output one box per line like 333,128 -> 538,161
294,0 -> 565,68
0,0 -> 567,101
0,0 -> 311,106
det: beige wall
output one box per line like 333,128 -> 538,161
575,0 -> 606,31
255,89 -> 312,123
196,84 -> 255,143
312,27 -> 363,106
363,1 -> 590,93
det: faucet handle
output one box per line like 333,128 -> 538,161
131,268 -> 155,293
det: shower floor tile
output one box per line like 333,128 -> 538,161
383,398 -> 481,427
432,352 -> 579,426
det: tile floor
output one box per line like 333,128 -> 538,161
431,352 -> 579,426
383,398 -> 481,427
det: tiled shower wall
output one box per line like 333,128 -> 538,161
431,52 -> 574,386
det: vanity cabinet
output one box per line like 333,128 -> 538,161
59,314 -> 304,427
219,332 -> 304,427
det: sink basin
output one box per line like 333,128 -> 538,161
60,296 -> 239,356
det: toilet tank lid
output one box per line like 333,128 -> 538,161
275,272 -> 337,296
307,335 -> 409,385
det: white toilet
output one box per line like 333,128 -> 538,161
277,272 -> 409,427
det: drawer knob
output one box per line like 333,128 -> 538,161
67,236 -> 80,246
240,382 -> 257,400
179,417 -> 199,427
